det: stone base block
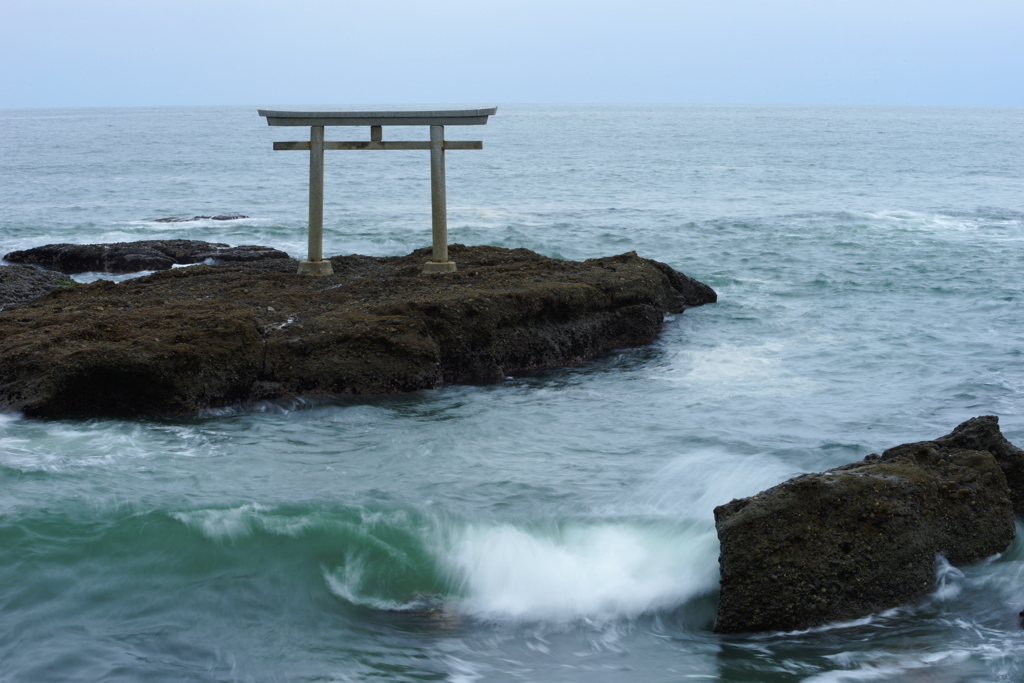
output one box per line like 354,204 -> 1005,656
297,260 -> 334,276
422,261 -> 457,274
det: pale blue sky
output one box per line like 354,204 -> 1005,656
2,0 -> 1021,108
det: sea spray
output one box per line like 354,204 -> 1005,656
438,520 -> 718,621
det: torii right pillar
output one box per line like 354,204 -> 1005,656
424,124 -> 455,274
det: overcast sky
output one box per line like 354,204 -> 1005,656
2,0 -> 1021,108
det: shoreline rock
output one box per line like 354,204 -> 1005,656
0,265 -> 71,310
714,416 -> 1020,634
0,244 -> 716,417
3,239 -> 288,274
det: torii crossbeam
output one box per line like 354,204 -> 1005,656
258,107 -> 498,275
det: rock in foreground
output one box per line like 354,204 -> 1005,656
4,239 -> 288,274
0,245 -> 715,417
0,265 -> 69,310
714,416 -> 1019,634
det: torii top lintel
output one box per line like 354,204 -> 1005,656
257,107 -> 497,127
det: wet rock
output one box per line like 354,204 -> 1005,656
153,214 -> 248,222
0,265 -> 71,310
714,417 -> 1018,634
930,415 -> 1024,516
3,239 -> 289,274
0,245 -> 716,417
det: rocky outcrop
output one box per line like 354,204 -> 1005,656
3,239 -> 288,274
153,214 -> 248,222
0,244 -> 716,417
714,417 -> 1020,634
0,265 -> 71,310
932,415 -> 1024,516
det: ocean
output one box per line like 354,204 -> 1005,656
1,103 -> 1023,682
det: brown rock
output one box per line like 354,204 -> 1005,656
3,239 -> 288,274
930,415 -> 1024,516
0,265 -> 70,310
714,418 -> 1018,634
0,244 -> 716,417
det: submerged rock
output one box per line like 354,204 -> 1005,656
0,244 -> 716,417
0,265 -> 71,310
3,239 -> 288,274
153,214 -> 249,222
714,417 -> 1019,634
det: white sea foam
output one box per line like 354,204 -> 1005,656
439,521 -> 718,621
806,649 -> 979,682
932,555 -> 966,601
658,341 -> 823,398
0,411 -> 22,428
323,558 -> 439,612
0,421 -> 203,472
172,503 -> 272,542
173,504 -> 391,543
857,210 -> 1024,241
634,447 -> 796,523
71,270 -> 153,283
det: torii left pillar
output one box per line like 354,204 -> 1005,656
302,125 -> 331,275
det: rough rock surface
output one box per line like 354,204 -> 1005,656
932,415 -> 1024,516
0,244 -> 716,417
0,265 -> 70,310
3,239 -> 289,274
714,417 -> 1019,634
153,214 -> 248,222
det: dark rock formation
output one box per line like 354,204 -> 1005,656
3,239 -> 288,274
153,214 -> 249,222
0,245 -> 716,417
931,415 -> 1024,516
714,417 -> 1019,634
0,265 -> 71,310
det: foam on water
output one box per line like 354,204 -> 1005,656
0,416 -> 227,476
172,502 -> 276,542
632,447 -> 797,522
71,270 -> 153,283
660,341 -> 824,399
805,650 -> 980,683
858,209 -> 1024,240
439,521 -> 718,621
324,557 -> 443,613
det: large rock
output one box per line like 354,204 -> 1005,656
3,239 -> 289,274
932,415 -> 1024,516
0,265 -> 70,310
714,417 -> 1019,634
0,245 -> 716,417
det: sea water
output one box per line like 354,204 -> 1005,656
1,104 -> 1023,681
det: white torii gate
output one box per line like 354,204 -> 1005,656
257,107 -> 497,275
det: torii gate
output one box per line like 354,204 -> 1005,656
257,107 -> 497,275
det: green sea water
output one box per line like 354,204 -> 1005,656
1,104 -> 1024,681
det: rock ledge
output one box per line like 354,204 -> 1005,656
4,239 -> 287,274
0,244 -> 715,417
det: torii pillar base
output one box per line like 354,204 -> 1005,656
297,260 -> 334,275
422,261 -> 457,275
